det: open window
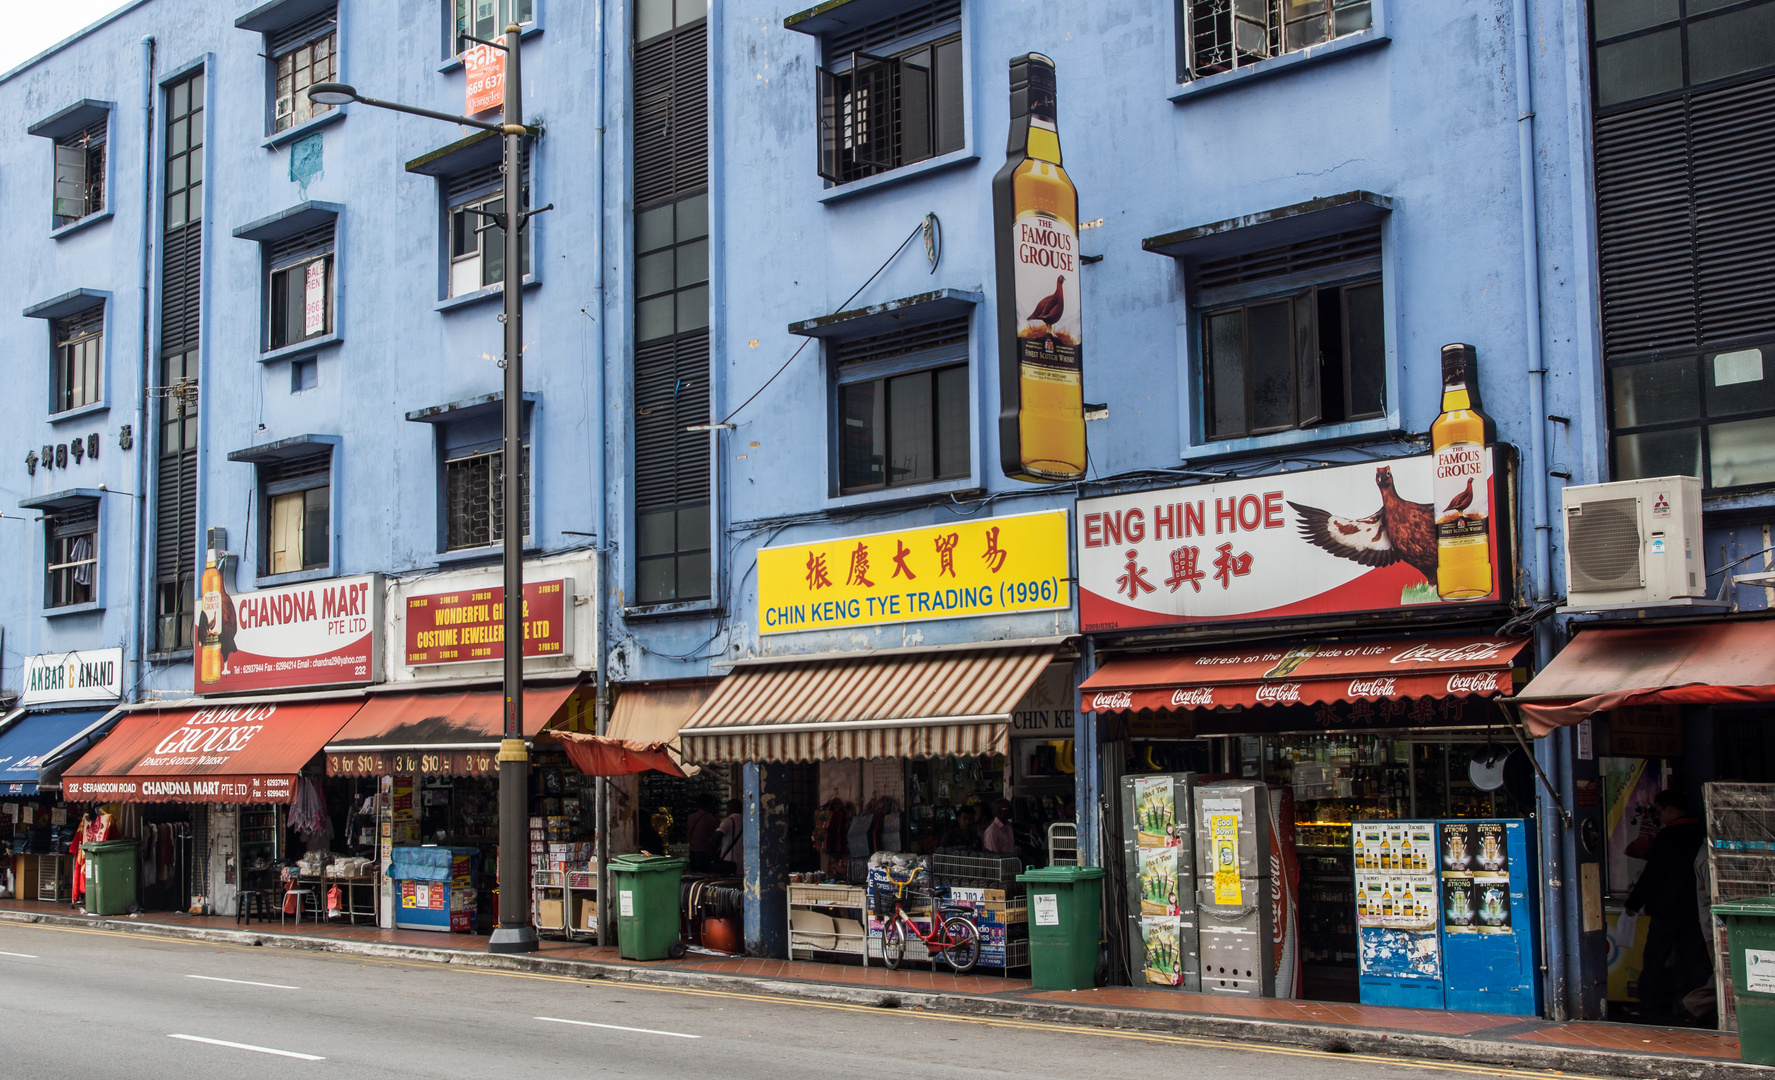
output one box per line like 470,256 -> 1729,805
1178,0 -> 1374,82
788,0 -> 964,184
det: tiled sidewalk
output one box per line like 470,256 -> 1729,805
1,898 -> 1745,1066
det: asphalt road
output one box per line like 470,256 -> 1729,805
0,921 -> 1595,1080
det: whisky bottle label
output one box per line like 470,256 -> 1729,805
201,590 -> 223,644
1012,206 -> 1081,384
1433,439 -> 1488,547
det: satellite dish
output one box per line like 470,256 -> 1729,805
1469,744 -> 1509,791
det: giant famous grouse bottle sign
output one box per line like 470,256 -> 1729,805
994,53 -> 1086,484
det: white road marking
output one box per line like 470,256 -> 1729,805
168,1034 -> 324,1060
0,951 -> 39,958
186,974 -> 299,989
536,1016 -> 700,1039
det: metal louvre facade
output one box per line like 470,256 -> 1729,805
679,644 -> 1057,763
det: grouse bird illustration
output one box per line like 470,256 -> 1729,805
1444,477 -> 1475,514
193,583 -> 240,672
1289,465 -> 1439,582
1027,276 -> 1067,328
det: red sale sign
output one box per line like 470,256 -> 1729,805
464,42 -> 504,115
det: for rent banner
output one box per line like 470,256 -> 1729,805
756,510 -> 1069,634
1077,450 -> 1508,632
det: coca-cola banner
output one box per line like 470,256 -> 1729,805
1076,449 -> 1507,633
1079,636 -> 1526,714
195,573 -> 383,694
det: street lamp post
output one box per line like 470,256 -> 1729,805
310,20 -> 546,955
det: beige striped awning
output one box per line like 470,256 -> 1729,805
678,643 -> 1062,763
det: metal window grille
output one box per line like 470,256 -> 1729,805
1180,0 -> 1373,81
445,444 -> 529,551
1194,226 -> 1382,292
457,0 -> 533,51
832,315 -> 969,367
828,0 -> 960,56
275,28 -> 337,132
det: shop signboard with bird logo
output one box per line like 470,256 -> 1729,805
194,571 -> 383,693
1075,449 -> 1510,632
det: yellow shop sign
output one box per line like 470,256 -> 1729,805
757,510 -> 1069,634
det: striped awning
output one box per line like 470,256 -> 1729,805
679,643 -> 1061,763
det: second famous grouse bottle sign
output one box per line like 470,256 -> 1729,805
994,52 -> 1086,484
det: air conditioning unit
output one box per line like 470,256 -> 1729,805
1562,475 -> 1704,610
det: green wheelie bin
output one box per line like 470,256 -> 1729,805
1714,895 -> 1775,1066
1016,865 -> 1105,991
82,839 -> 140,916
609,854 -> 687,961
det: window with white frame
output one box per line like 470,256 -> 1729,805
1178,0 -> 1373,82
52,305 -> 104,414
260,449 -> 331,575
271,8 -> 338,133
446,161 -> 530,297
53,121 -> 106,226
1193,226 -> 1385,441
833,316 -> 971,493
46,501 -> 98,609
266,224 -> 334,350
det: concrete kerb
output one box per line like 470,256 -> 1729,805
2,908 -> 1763,1080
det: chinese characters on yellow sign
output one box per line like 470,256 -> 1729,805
756,510 -> 1069,634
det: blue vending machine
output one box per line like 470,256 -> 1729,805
1438,818 -> 1542,1015
1354,820 -> 1444,1008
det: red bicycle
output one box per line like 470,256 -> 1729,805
878,867 -> 981,973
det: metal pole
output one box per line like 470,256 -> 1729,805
489,20 -> 538,955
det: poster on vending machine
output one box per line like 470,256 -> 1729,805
1441,821 -> 1513,935
1138,846 -> 1181,916
1209,811 -> 1242,906
1133,776 -> 1179,847
1141,916 -> 1185,986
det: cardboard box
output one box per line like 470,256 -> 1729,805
538,898 -> 565,928
574,897 -> 598,929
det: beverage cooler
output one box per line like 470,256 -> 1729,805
389,845 -> 481,933
1121,773 -> 1199,990
1196,780 -> 1276,997
1356,818 -> 1541,1015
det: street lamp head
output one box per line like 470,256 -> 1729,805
308,82 -> 359,106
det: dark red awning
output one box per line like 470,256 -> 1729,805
1516,621 -> 1775,735
1079,635 -> 1526,713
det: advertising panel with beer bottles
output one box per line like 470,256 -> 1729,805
994,52 -> 1085,484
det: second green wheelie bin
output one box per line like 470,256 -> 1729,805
1016,865 -> 1105,990
1715,895 -> 1775,1066
609,854 -> 687,961
82,839 -> 140,916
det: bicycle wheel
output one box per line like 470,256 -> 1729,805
881,917 -> 908,970
941,915 -> 980,974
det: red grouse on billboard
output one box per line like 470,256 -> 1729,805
195,574 -> 383,694
1076,450 -> 1510,632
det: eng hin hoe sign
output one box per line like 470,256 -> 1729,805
1076,450 -> 1508,632
194,574 -> 383,694
756,510 -> 1069,634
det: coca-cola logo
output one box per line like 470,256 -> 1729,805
1446,672 -> 1499,694
1390,641 -> 1507,665
1090,691 -> 1133,711
1253,682 -> 1301,704
1347,676 -> 1397,698
1169,687 -> 1214,708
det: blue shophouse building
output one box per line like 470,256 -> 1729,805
5,0 -> 1775,1026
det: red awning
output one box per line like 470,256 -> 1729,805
543,731 -> 687,778
1515,621 -> 1775,735
61,699 -> 365,803
323,683 -> 580,777
1079,635 -> 1527,713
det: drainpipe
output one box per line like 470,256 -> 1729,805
592,0 -> 613,951
1510,0 -> 1567,1019
132,35 -> 157,705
